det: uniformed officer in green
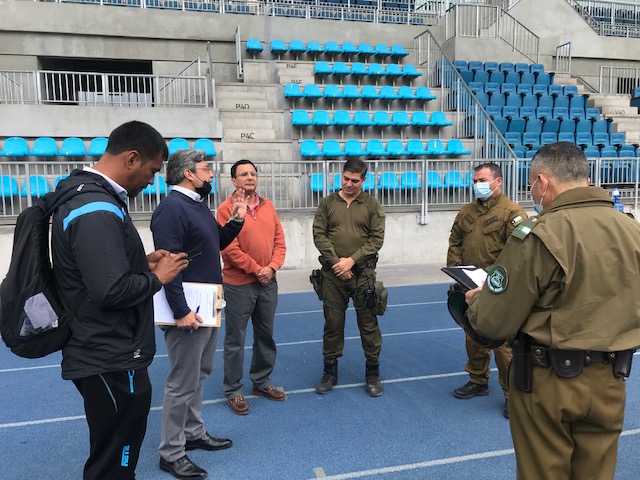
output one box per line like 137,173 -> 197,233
466,142 -> 640,480
447,162 -> 526,418
312,159 -> 386,397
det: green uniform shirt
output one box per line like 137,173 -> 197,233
447,193 -> 527,269
468,186 -> 640,352
313,191 -> 386,266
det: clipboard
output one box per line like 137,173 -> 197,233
153,282 -> 225,327
441,266 -> 488,290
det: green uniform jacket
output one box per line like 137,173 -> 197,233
468,186 -> 640,351
447,193 -> 527,268
313,191 -> 386,266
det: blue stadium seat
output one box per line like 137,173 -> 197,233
323,84 -> 343,100
59,137 -> 86,156
563,85 -> 579,97
362,172 -> 376,191
516,84 -> 533,96
87,137 -> 108,156
390,44 -> 409,57
391,111 -> 410,127
385,139 -> 406,156
20,175 -> 51,197
514,63 -> 529,74
538,95 -> 554,109
520,73 -> 536,86
576,133 -> 594,148
586,108 -> 601,122
592,119 -> 610,134
488,71 -> 504,84
459,69 -> 474,85
521,93 -> 538,109
307,41 -> 323,56
406,139 -> 427,155
341,41 -> 358,56
168,138 -> 190,155
333,110 -> 353,127
443,170 -> 466,188
576,119 -> 593,134
593,132 -> 610,148
354,110 -> 374,126
468,82 -> 483,94
505,72 -> 521,85
314,61 -> 333,76
493,117 -> 509,135
426,171 -> 445,189
289,39 -> 307,56
142,174 -> 168,195
570,96 -> 586,109
0,175 -> 20,197
523,132 -> 541,149
358,42 -> 376,57
397,85 -> 415,100
380,85 -> 399,100
313,110 -> 332,126
374,43 -> 391,57
484,82 -> 500,96
373,111 -> 393,127
400,171 -> 422,189
361,86 -> 379,102
547,85 -> 563,97
300,139 -> 321,157
532,85 -> 548,97
410,111 -> 431,127
499,62 -> 514,73
365,139 -> 387,157
453,60 -> 468,71
332,62 -> 350,77
502,106 -> 519,120
554,95 -> 570,110
401,65 -> 422,78
474,71 -> 489,84
483,61 -> 499,73
619,146 -> 636,157
558,119 -> 575,134
485,106 -> 501,118
29,137 -> 58,156
505,132 -> 522,147
508,118 -> 526,134
529,63 -> 545,75
194,138 -> 216,156
342,84 -> 361,101
322,140 -> 343,157
329,173 -> 342,192
430,111 -> 453,126
526,118 -> 543,133
501,83 -> 516,96
246,38 -> 264,53
558,132 -> 575,143
270,39 -> 288,55
543,119 -> 560,133
583,146 -> 600,158
324,41 -> 342,56
1,137 -> 29,156
368,63 -> 385,77
541,132 -> 558,146
536,73 -> 552,86
445,139 -> 472,156
567,107 -> 583,121
309,173 -> 326,192
426,139 -> 445,155
303,84 -> 323,99
601,146 -> 618,158
349,62 -> 367,78
520,106 -> 536,119
344,139 -> 364,156
610,132 -> 626,147
468,60 -> 483,72
505,94 -> 522,108
378,172 -> 401,190
536,107 -> 552,120
284,83 -> 304,98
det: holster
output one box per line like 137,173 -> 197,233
512,334 -> 532,393
309,269 -> 323,301
614,350 -> 634,379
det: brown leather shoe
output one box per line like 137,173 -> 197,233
252,386 -> 286,401
227,396 -> 249,415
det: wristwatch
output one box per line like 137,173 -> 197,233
228,213 -> 245,224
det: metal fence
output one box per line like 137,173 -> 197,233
565,0 -> 640,37
0,70 -> 208,107
555,41 -> 572,74
1,159 -> 637,223
43,0 -> 439,25
443,4 -> 539,62
599,66 -> 640,94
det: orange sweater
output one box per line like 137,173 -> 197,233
216,195 -> 286,286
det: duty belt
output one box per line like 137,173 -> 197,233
531,345 -> 618,379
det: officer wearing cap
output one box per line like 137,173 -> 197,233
447,162 -> 526,418
466,142 -> 640,479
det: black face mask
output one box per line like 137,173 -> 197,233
195,180 -> 212,198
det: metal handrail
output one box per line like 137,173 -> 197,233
235,25 -> 244,81
555,41 -> 571,74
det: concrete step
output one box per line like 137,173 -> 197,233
601,105 -> 639,116
623,131 -> 640,145
589,94 -> 632,109
217,140 -> 293,163
277,74 -> 316,86
610,120 -> 640,133
223,128 -> 278,141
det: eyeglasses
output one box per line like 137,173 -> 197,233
194,166 -> 213,173
236,171 -> 258,178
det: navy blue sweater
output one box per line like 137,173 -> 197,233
150,191 -> 242,319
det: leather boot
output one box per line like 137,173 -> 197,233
316,358 -> 338,394
365,360 -> 383,397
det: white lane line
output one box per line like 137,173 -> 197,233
313,467 -> 328,478
305,449 -> 516,480
0,327 -> 460,373
0,369 -> 476,429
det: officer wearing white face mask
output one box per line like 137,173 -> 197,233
446,162 -> 527,419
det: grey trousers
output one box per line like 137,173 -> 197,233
158,326 -> 219,462
223,280 -> 278,399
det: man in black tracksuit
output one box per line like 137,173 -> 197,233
51,121 -> 188,480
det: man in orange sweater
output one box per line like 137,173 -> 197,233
216,159 -> 287,415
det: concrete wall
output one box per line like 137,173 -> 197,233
0,209 -> 465,279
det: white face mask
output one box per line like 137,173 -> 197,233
473,179 -> 496,201
530,177 -> 546,213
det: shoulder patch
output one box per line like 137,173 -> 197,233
510,215 -> 524,227
486,265 -> 508,294
511,217 -> 539,241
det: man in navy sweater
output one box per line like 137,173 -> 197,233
151,149 -> 248,480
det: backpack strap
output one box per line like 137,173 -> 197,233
45,182 -> 107,315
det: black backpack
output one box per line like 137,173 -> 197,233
0,182 -> 100,358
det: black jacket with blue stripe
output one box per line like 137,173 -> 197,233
51,169 -> 162,380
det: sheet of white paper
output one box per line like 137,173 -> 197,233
153,282 -> 222,327
461,268 -> 488,288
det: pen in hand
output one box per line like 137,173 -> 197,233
190,306 -> 201,334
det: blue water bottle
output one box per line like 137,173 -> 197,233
612,188 -> 624,213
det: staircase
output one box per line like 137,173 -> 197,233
588,94 -> 640,145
